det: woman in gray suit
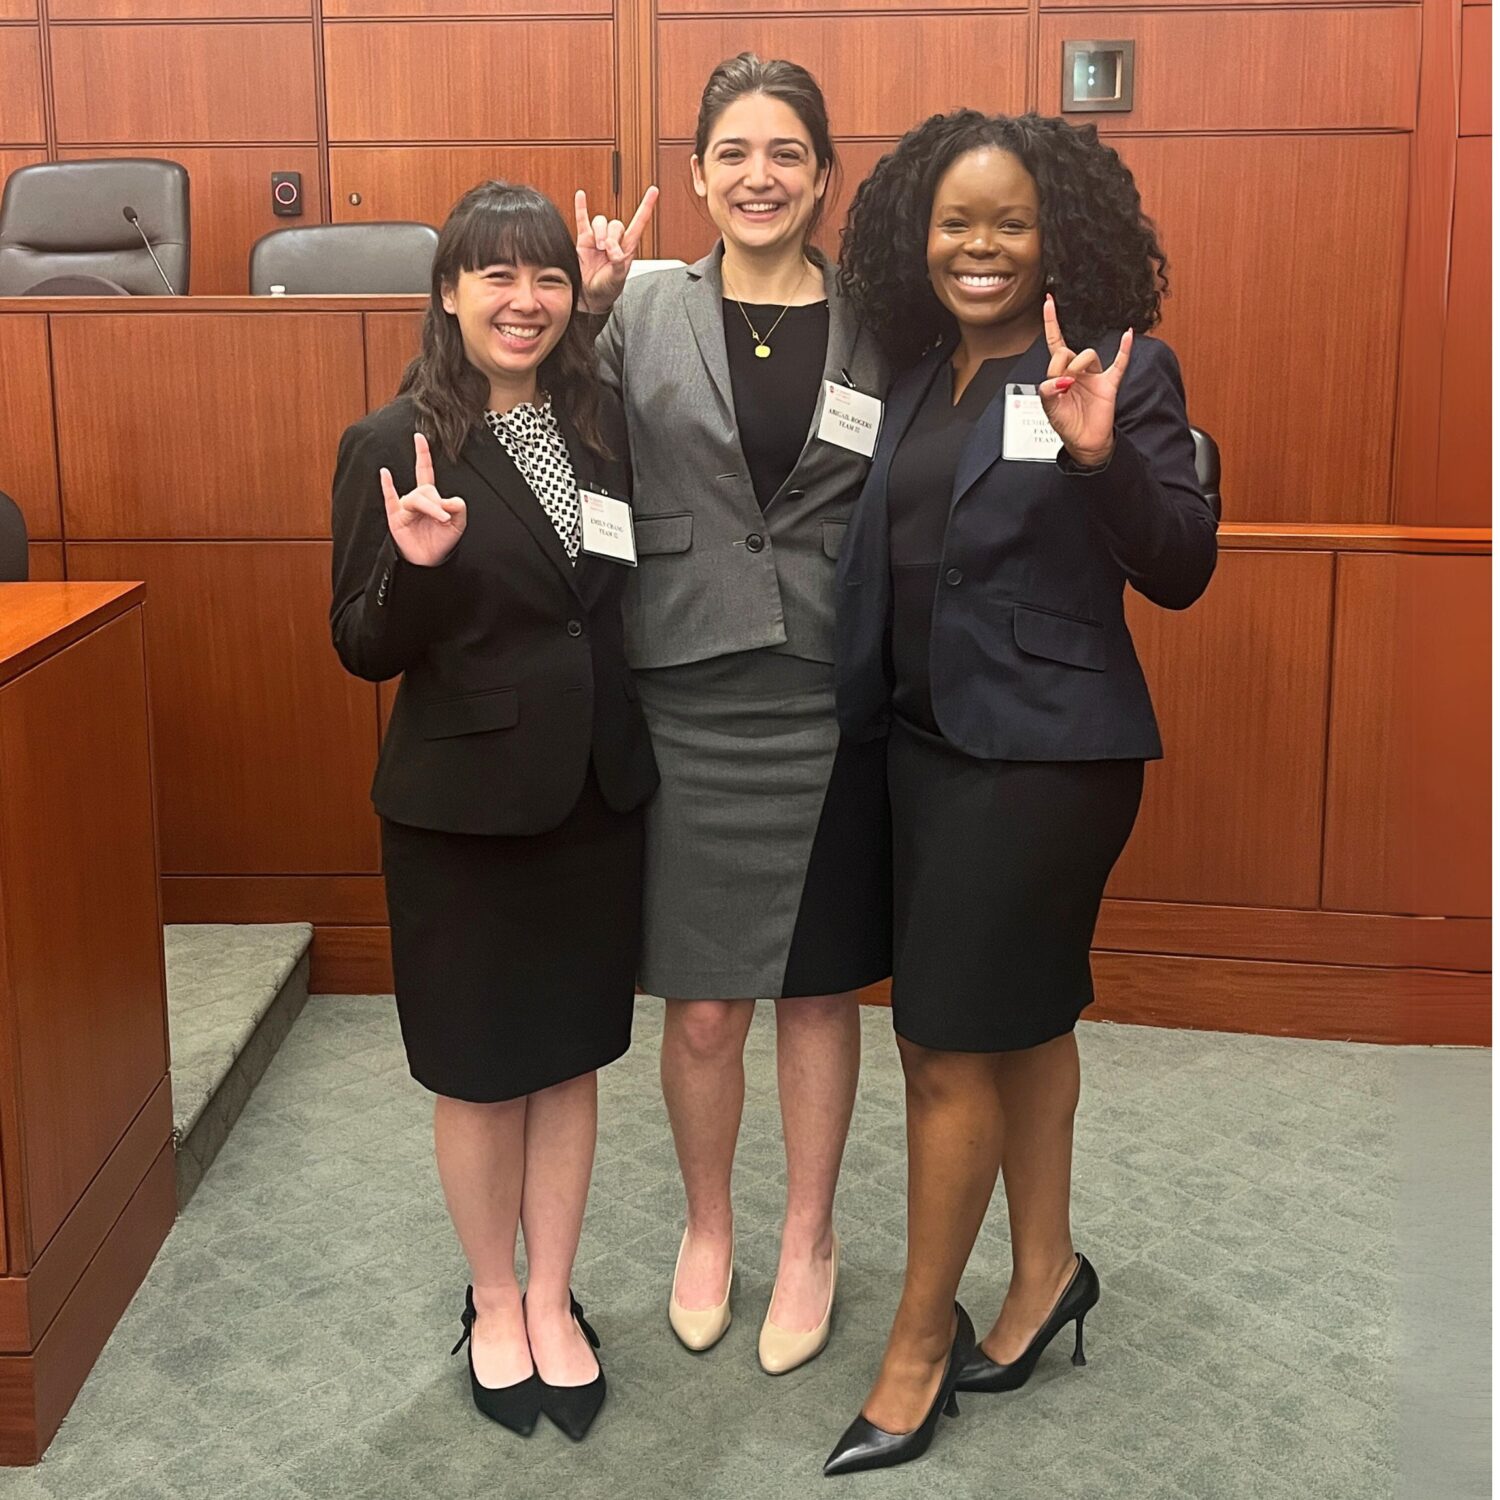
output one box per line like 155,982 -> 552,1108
576,53 -> 890,1375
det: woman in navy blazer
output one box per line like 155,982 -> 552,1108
823,113 -> 1217,1475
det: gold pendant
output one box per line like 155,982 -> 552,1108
754,344 -> 771,359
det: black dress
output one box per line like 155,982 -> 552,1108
884,359 -> 1143,1053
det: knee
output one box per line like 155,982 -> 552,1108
668,1002 -> 747,1066
775,992 -> 858,1034
898,1036 -> 985,1107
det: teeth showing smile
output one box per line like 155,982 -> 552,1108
737,203 -> 783,213
495,324 -> 541,340
955,273 -> 1010,288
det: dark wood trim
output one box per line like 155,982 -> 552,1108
164,874 -> 386,924
309,924 -> 392,993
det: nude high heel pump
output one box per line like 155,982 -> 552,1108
667,1229 -> 734,1352
759,1232 -> 839,1375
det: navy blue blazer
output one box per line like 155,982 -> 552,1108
834,331 -> 1217,761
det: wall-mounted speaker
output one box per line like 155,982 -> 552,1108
271,172 -> 303,217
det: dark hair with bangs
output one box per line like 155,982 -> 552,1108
839,112 -> 1168,368
399,181 -> 605,462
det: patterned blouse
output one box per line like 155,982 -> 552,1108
483,397 -> 580,562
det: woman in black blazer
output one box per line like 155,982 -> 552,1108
330,182 -> 656,1443
822,114 -> 1217,1474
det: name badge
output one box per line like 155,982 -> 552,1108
579,489 -> 637,566
816,381 -> 883,458
1001,385 -> 1063,464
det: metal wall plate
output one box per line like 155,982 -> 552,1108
1061,40 -> 1136,113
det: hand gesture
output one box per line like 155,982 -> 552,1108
1039,294 -> 1133,468
574,186 -> 659,315
380,433 -> 467,567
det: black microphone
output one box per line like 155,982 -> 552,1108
122,206 -> 176,295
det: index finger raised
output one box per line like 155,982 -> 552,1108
413,431 -> 436,490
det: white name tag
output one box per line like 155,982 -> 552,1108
579,489 -> 637,566
1001,385 -> 1063,464
816,381 -> 883,458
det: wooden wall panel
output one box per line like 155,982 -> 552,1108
50,24 -> 317,144
65,543 -> 383,874
1108,550 -> 1335,908
58,147 -> 326,296
51,313 -> 366,538
363,310 -> 423,408
26,545 -> 63,580
1038,10 -> 1420,131
657,16 -> 1028,140
1434,137 -> 1490,522
327,0 -> 604,12
1323,553 -> 1490,917
50,0 -> 306,15
0,611 -> 165,1258
0,316 -> 59,542
329,145 -> 612,229
1460,5 -> 1491,134
655,138 -> 892,263
1117,133 -> 1406,523
0,150 -> 46,186
0,0 -> 36,21
323,22 -> 614,143
0,30 -> 45,144
661,0 -> 994,9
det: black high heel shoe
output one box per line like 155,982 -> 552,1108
822,1303 -> 975,1477
451,1286 -> 542,1435
955,1253 -> 1100,1393
536,1293 -> 607,1442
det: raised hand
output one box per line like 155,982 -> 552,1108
1038,294 -> 1133,468
574,185 -> 659,315
380,433 -> 467,567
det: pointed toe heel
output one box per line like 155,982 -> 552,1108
538,1294 -> 607,1442
452,1286 -> 541,1436
955,1253 -> 1100,1394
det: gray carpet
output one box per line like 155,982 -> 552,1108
1,998 -> 1486,1500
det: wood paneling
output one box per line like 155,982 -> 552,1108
326,0 -> 604,12
1117,133 -> 1406,524
1323,553 -> 1490,918
0,150 -> 46,186
323,22 -> 614,143
1460,5 -> 1491,134
655,139 -> 892,263
50,0 -> 306,15
1091,953 -> 1490,1046
59,147 -> 325,296
163,874 -> 387,924
0,317 -> 58,542
1435,136 -> 1490,522
66,543 -> 383,875
51,313 -> 366,539
363,310 -> 423,409
309,924 -> 392,993
50,24 -> 317,144
0,581 -> 143,686
657,16 -> 1028,140
0,30 -> 44,144
0,611 -> 165,1260
661,0 -> 995,9
1108,550 -> 1334,908
25,546 -> 62,581
329,145 -> 612,230
1039,10 -> 1420,131
0,0 -> 36,18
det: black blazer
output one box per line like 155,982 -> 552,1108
330,392 -> 658,835
835,332 -> 1217,761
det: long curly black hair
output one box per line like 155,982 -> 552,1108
838,112 -> 1168,368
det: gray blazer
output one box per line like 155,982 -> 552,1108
596,245 -> 889,670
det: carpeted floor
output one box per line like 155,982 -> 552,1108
0,998 -> 1484,1500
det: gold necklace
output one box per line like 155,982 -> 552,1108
724,264 -> 815,359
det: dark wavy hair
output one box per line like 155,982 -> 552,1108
694,52 -> 840,240
399,181 -> 604,462
838,112 -> 1168,367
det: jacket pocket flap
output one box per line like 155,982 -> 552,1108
1012,606 -> 1106,671
821,519 -> 848,560
635,513 -> 693,556
420,687 -> 519,739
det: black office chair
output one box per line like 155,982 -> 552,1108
0,159 -> 190,296
0,492 -> 28,582
21,273 -> 130,296
1189,426 -> 1222,520
248,223 -> 439,295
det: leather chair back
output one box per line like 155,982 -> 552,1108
0,491 -> 28,582
1190,426 -> 1222,520
0,159 -> 189,296
249,223 -> 439,295
21,273 -> 130,296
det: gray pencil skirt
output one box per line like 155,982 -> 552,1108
632,648 -> 892,1000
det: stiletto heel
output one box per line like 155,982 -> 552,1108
536,1292 -> 607,1442
452,1286 -> 541,1436
822,1303 -> 976,1477
955,1253 -> 1100,1394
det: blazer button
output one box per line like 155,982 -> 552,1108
746,533 -> 765,553
567,619 -> 583,637
784,489 -> 804,502
945,567 -> 963,586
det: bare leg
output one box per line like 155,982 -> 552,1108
862,1039 -> 1006,1433
982,1031 -> 1082,1362
433,1093 -> 531,1388
767,991 -> 860,1329
659,998 -> 756,1305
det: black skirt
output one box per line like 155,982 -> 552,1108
380,768 -> 645,1102
887,718 -> 1143,1053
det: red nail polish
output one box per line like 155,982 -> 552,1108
1054,376 -> 1075,392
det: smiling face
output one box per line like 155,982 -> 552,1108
926,147 -> 1045,351
440,260 -> 574,402
691,92 -> 829,256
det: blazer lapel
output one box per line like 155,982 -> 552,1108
555,408 -> 614,610
682,247 -> 735,417
951,333 -> 1052,511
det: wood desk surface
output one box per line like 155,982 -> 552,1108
0,582 -> 145,688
